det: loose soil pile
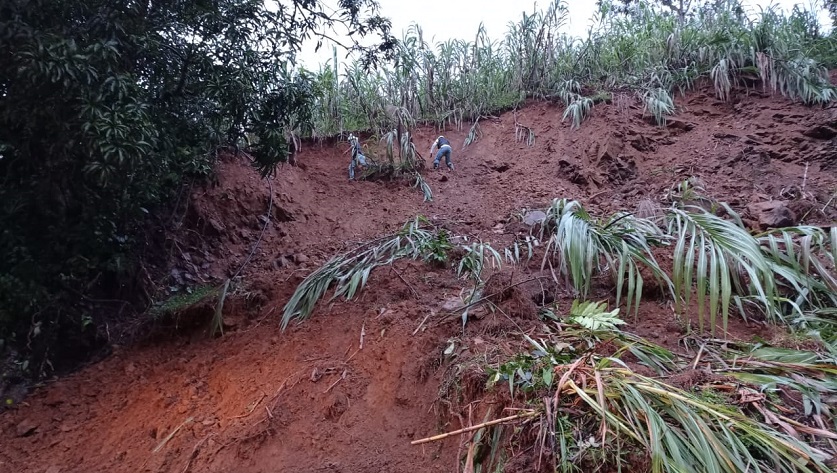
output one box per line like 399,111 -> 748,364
1,82 -> 836,473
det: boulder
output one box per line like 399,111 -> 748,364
747,200 -> 797,229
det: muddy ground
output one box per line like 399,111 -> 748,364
1,82 -> 836,473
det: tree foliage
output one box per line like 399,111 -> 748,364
0,0 -> 394,374
828,0 -> 837,28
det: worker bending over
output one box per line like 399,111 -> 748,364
429,135 -> 454,171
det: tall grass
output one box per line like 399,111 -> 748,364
298,0 -> 835,137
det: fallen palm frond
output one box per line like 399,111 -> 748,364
758,226 -> 837,312
662,184 -> 837,342
539,198 -> 672,317
412,172 -> 432,202
689,339 -> 837,420
667,205 -> 781,335
280,217 -> 451,329
562,364 -> 833,473
467,314 -> 837,472
793,308 -> 837,354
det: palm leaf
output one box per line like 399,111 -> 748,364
668,206 -> 780,335
540,199 -> 671,317
281,217 -> 445,328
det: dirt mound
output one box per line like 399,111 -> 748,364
3,84 -> 837,472
0,264 -> 463,473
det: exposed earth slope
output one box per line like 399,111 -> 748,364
1,83 -> 836,473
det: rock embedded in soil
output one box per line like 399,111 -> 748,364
16,418 -> 38,437
523,211 -> 547,226
441,297 -> 460,312
747,200 -> 797,229
273,256 -> 291,269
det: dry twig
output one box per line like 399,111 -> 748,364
411,411 -> 538,445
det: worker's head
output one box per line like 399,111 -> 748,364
438,135 -> 444,141
348,133 -> 356,141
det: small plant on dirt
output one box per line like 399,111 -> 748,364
417,228 -> 453,266
665,177 -> 712,208
150,285 -> 220,319
567,300 -> 625,332
487,335 -> 574,397
514,121 -> 535,147
455,240 -> 504,328
642,87 -> 675,126
503,235 -> 538,264
562,95 -> 594,130
456,241 -> 503,283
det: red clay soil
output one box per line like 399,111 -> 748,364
2,83 -> 837,473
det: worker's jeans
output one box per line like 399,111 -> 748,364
434,145 -> 452,167
348,153 -> 367,180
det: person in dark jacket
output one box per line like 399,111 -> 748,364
429,135 -> 454,170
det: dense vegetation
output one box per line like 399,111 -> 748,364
0,0 -> 394,374
1,0 -> 836,379
303,0 -> 836,136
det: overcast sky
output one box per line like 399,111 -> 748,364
297,0 -> 830,68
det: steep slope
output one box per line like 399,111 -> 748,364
1,85 -> 836,473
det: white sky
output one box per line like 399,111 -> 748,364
297,0 -> 830,68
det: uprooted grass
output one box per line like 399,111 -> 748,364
357,130 -> 433,202
423,303 -> 837,473
285,186 -> 837,351
535,192 -> 837,346
280,216 -> 452,329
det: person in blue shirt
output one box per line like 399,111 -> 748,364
429,135 -> 454,171
346,133 -> 368,181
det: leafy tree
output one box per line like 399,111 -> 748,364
0,0 -> 394,375
828,0 -> 837,28
598,0 -> 711,23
